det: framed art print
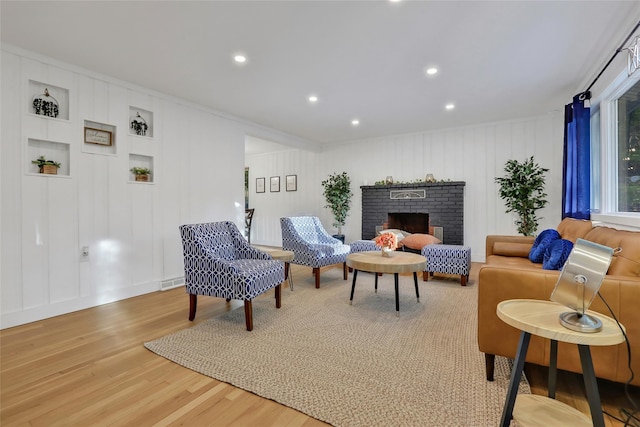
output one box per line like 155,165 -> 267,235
256,177 -> 265,193
270,176 -> 280,192
286,174 -> 297,191
84,127 -> 113,146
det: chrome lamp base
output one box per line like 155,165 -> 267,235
559,311 -> 603,333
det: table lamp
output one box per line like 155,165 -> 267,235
549,238 -> 614,333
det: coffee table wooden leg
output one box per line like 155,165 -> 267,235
413,272 -> 420,302
349,269 -> 358,305
374,273 -> 378,293
394,273 -> 400,317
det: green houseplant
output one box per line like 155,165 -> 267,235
321,172 -> 353,241
495,156 -> 549,236
32,155 -> 61,175
130,167 -> 152,182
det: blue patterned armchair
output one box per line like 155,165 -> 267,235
280,216 -> 350,288
179,221 -> 285,331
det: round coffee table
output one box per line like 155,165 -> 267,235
346,251 -> 426,316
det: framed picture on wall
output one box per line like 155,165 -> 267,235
84,127 -> 113,146
286,174 -> 297,192
256,177 -> 265,193
270,176 -> 280,192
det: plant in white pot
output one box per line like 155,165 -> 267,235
130,167 -> 152,182
32,155 -> 61,175
321,171 -> 353,242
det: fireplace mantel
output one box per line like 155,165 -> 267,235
361,181 -> 465,244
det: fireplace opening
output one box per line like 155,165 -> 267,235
387,212 -> 429,234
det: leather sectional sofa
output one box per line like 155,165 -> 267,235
478,218 -> 640,386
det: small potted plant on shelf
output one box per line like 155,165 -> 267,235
130,167 -> 152,182
32,155 -> 61,175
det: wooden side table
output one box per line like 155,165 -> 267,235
497,299 -> 625,427
252,246 -> 295,290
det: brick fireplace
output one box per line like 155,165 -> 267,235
361,181 -> 465,244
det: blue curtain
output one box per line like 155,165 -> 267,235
562,94 -> 591,219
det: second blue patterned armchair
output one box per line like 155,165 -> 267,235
280,216 -> 350,288
179,221 -> 284,331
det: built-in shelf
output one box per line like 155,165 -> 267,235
27,138 -> 70,177
129,153 -> 154,183
129,106 -> 153,138
83,120 -> 117,156
29,80 -> 70,121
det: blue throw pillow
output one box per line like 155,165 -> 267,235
529,229 -> 561,263
543,239 -> 574,270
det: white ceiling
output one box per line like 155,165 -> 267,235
2,1 -> 639,147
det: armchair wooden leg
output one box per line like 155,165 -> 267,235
275,284 -> 281,308
423,271 -> 429,282
343,262 -> 348,280
244,300 -> 253,331
485,353 -> 495,381
313,267 -> 320,288
188,294 -> 197,321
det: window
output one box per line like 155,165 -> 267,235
591,70 -> 640,228
617,79 -> 640,212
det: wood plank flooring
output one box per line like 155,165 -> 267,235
1,263 -> 638,426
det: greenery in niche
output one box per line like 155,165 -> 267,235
321,172 -> 353,236
130,167 -> 151,176
32,155 -> 61,169
495,156 -> 549,236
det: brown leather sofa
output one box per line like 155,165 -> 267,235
478,218 -> 640,386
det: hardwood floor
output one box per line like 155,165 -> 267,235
1,263 -> 638,426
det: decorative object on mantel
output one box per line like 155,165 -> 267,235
321,171 -> 352,242
130,112 -> 148,136
32,88 -> 59,118
425,173 -> 436,183
373,177 -> 451,186
385,176 -> 394,185
130,167 -> 151,182
495,156 -> 549,236
374,232 -> 398,257
32,155 -> 61,174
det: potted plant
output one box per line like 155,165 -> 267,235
321,172 -> 352,242
130,167 -> 152,182
32,155 -> 61,175
495,156 -> 549,236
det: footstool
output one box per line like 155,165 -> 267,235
349,240 -> 380,273
422,244 -> 471,286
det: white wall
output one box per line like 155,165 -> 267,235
247,113 -> 567,263
0,46 -> 312,328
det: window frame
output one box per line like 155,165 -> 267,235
591,68 -> 640,229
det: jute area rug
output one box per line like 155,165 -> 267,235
145,269 -> 529,426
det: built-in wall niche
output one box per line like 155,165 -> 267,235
27,138 -> 70,177
28,80 -> 70,121
129,107 -> 153,138
129,154 -> 154,183
83,120 -> 117,156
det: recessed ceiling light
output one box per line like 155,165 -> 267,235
308,95 -> 318,103
445,104 -> 455,110
426,67 -> 438,75
234,54 -> 247,63
351,119 -> 360,126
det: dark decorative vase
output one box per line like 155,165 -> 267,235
333,234 -> 345,243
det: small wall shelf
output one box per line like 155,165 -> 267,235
83,120 -> 117,156
29,80 -> 70,121
129,153 -> 154,183
27,138 -> 70,177
129,107 -> 153,138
